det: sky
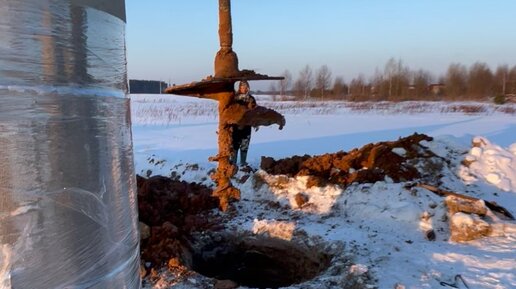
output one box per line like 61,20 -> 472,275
126,0 -> 516,89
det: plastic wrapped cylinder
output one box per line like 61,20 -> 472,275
0,1 -> 140,288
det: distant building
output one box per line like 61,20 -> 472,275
407,85 -> 416,98
129,79 -> 169,94
428,83 -> 445,96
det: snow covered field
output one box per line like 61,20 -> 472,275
131,94 -> 515,176
131,94 -> 516,289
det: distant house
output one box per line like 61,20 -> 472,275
129,80 -> 169,94
406,85 -> 416,98
428,83 -> 445,96
506,94 -> 516,103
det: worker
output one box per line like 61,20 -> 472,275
231,80 -> 256,167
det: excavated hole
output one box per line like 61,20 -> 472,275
189,233 -> 331,288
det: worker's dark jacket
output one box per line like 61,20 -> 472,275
232,93 -> 256,151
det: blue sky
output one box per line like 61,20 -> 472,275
126,0 -> 516,89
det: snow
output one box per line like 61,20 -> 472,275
460,136 -> 516,192
132,94 -> 516,289
252,219 -> 296,241
131,95 -> 516,177
451,212 -> 488,228
392,147 -> 407,156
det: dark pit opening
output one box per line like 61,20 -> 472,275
190,234 -> 331,289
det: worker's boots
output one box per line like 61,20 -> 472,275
230,151 -> 238,166
240,151 -> 248,166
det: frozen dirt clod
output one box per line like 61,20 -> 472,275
449,212 -> 492,242
260,133 -> 434,188
137,175 -> 220,269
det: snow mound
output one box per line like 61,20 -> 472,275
252,219 -> 296,240
460,136 -> 516,192
139,135 -> 516,289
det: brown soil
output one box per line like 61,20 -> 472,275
210,91 -> 240,212
137,175 -> 333,287
214,48 -> 239,78
138,133 -> 437,280
241,105 -> 285,129
137,175 -> 221,270
261,133 -> 434,188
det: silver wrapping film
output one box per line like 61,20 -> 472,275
0,1 -> 141,288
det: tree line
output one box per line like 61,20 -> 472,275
269,59 -> 516,101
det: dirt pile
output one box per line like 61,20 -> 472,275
224,105 -> 286,129
261,133 -> 435,187
137,175 -> 220,270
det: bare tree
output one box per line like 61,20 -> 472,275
332,76 -> 347,99
494,65 -> 509,96
412,69 -> 433,99
286,60 -> 516,101
315,65 -> 332,100
269,82 -> 278,100
384,58 -> 397,98
296,65 -> 313,99
349,74 -> 367,100
509,65 -> 516,95
444,63 -> 468,99
395,61 -> 411,99
467,62 -> 494,99
382,58 -> 411,99
279,69 -> 292,97
369,68 -> 384,100
292,78 -> 304,99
